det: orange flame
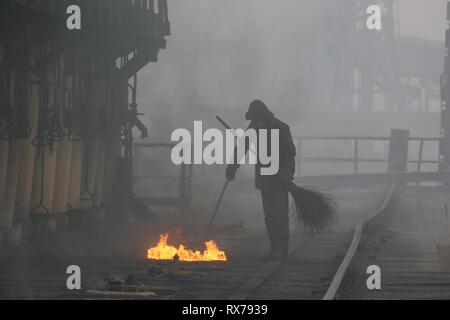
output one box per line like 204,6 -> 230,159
147,233 -> 227,262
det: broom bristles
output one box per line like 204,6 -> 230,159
287,182 -> 337,234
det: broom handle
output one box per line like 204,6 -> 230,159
205,179 -> 229,238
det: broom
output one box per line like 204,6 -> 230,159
287,182 -> 337,234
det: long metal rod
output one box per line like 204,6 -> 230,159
204,179 -> 229,238
202,116 -> 240,238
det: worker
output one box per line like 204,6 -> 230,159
226,99 -> 296,260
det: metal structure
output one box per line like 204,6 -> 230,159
293,130 -> 449,186
326,0 -> 405,111
0,0 -> 170,245
440,2 -> 450,171
133,142 -> 193,216
295,135 -> 441,176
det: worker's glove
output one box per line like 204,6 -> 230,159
277,167 -> 293,188
226,164 -> 239,181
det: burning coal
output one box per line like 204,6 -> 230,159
147,234 -> 227,262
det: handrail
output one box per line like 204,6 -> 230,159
297,136 -> 441,141
295,135 -> 442,176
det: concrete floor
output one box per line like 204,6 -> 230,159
339,187 -> 450,299
0,185 -> 392,299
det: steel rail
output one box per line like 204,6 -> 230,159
227,184 -> 397,300
322,184 -> 397,300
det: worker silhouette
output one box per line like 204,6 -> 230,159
226,100 -> 296,260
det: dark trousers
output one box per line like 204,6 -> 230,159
260,187 -> 289,253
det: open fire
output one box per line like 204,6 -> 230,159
147,233 -> 227,262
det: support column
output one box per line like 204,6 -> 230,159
93,83 -> 109,217
0,145 -> 8,195
1,70 -> 23,246
30,146 -> 59,232
93,142 -> 106,207
440,6 -> 450,173
388,129 -> 410,173
359,66 -> 374,111
80,140 -> 99,210
51,56 -> 72,229
105,82 -> 127,221
1,141 -> 22,245
80,79 -> 102,211
52,140 -> 72,213
0,42 -> 8,246
68,141 -> 83,210
67,67 -> 84,212
15,48 -> 41,226
0,141 -> 8,247
30,61 -> 59,232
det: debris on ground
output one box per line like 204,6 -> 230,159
85,275 -> 157,299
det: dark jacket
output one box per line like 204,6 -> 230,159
253,117 -> 296,189
230,114 -> 296,190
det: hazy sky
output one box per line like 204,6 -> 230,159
397,0 -> 447,41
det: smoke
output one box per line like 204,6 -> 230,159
133,0 -> 446,227
137,0 -> 333,139
137,0 -> 445,132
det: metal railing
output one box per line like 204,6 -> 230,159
295,136 -> 442,176
132,142 -> 192,215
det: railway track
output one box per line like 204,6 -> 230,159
226,184 -> 397,300
323,184 -> 396,299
